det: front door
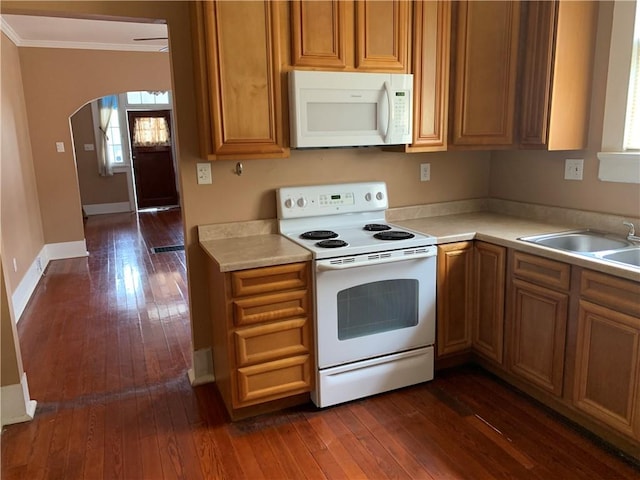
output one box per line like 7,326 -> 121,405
127,110 -> 179,209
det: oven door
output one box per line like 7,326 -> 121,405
314,247 -> 436,369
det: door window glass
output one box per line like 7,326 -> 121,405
337,279 -> 418,340
132,117 -> 171,146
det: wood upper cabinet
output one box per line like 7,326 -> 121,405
573,271 -> 640,440
437,242 -> 474,357
405,0 -> 451,152
473,242 -> 506,364
290,0 -> 347,68
289,0 -> 410,72
506,252 -> 570,396
193,1 -> 288,160
207,261 -> 313,418
449,0 -> 521,148
518,1 -> 597,150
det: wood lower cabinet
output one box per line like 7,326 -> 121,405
437,242 -> 474,357
506,252 -> 570,396
207,261 -> 313,419
449,0 -> 521,147
193,1 -> 288,160
573,271 -> 640,440
289,0 -> 409,72
437,241 -> 505,364
472,242 -> 506,364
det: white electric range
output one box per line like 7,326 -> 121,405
277,182 -> 437,408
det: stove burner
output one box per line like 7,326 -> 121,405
374,230 -> 415,241
300,230 -> 338,240
316,239 -> 348,248
364,223 -> 392,232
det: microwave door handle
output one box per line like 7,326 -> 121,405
384,81 -> 394,143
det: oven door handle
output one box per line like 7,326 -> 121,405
316,250 -> 436,271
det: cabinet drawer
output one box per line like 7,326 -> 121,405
580,270 -> 640,318
233,290 -> 309,327
236,355 -> 312,406
234,318 -> 310,367
512,251 -> 570,291
231,263 -> 308,297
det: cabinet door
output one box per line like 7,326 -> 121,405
574,301 -> 640,439
290,0 -> 347,68
473,242 -> 506,364
437,242 -> 474,357
408,0 -> 450,151
355,0 -> 409,71
508,278 -> 568,395
450,0 -> 520,147
518,1 -> 597,150
198,1 -> 287,159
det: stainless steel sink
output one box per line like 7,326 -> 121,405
519,229 -> 639,270
520,230 -> 633,253
600,247 -> 640,268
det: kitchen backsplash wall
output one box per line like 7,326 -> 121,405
185,148 -> 491,229
490,1 -> 639,219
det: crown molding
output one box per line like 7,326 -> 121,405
0,17 -> 21,46
0,15 -> 167,52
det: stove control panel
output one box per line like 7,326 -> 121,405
277,182 -> 388,219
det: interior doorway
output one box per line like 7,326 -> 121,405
128,109 -> 179,209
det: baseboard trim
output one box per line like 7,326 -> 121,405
188,347 -> 215,386
11,240 -> 88,322
1,373 -> 37,427
45,240 -> 88,261
83,202 -> 132,216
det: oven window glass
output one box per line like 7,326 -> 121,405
337,279 -> 418,340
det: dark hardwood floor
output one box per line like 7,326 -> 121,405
2,208 -> 638,479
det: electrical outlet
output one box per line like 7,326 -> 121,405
83,144 -> 95,151
196,162 -> 212,184
36,257 -> 42,273
564,159 -> 584,181
56,142 -> 65,153
420,163 -> 431,182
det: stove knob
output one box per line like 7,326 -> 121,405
376,191 -> 384,201
297,197 -> 307,208
365,193 -> 372,202
284,198 -> 294,209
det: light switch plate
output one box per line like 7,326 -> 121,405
564,159 -> 584,181
56,142 -> 65,153
420,163 -> 431,182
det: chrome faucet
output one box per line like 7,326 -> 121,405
623,221 -> 640,242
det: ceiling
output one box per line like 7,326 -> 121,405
0,14 -> 168,52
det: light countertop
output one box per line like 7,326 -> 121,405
199,211 -> 640,281
394,212 -> 640,282
200,234 -> 311,272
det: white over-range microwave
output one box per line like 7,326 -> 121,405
288,70 -> 413,148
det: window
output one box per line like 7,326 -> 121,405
92,91 -> 173,174
598,0 -> 640,183
126,90 -> 170,105
104,98 -> 124,165
624,4 -> 640,150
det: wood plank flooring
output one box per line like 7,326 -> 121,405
2,208 -> 639,479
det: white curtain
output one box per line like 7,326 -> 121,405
97,95 -> 117,176
132,117 -> 171,146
